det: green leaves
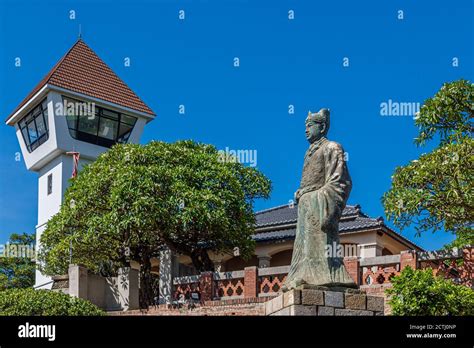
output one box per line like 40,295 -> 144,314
387,267 -> 474,316
383,79 -> 474,246
415,79 -> 473,146
39,140 -> 271,276
383,137 -> 473,236
0,233 -> 35,290
0,288 -> 104,316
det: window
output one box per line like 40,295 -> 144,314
98,117 -> 118,140
18,99 -> 49,153
64,97 -> 137,148
47,174 -> 52,195
78,114 -> 99,135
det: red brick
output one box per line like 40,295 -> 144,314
199,272 -> 214,302
244,266 -> 257,298
343,257 -> 360,285
400,250 -> 417,270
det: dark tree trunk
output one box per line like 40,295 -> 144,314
139,255 -> 154,309
190,249 -> 214,273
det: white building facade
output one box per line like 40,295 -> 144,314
5,39 -> 156,289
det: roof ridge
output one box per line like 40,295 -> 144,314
5,39 -> 82,122
46,38 -> 84,83
255,203 -> 294,215
66,40 -> 155,115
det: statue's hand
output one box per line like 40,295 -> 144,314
320,215 -> 334,231
294,189 -> 301,203
320,218 -> 330,231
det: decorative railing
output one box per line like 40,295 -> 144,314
418,247 -> 472,286
360,255 -> 401,285
171,246 -> 473,302
213,270 -> 245,299
357,247 -> 473,287
258,266 -> 289,296
172,265 -> 290,301
173,274 -> 200,297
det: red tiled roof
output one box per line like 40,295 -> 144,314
6,39 -> 155,122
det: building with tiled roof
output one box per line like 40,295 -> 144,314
6,39 -> 156,289
253,203 -> 422,245
172,203 -> 423,273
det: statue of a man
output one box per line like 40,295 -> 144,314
283,108 -> 356,290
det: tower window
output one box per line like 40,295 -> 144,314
47,174 -> 53,195
18,98 -> 49,153
64,97 -> 137,148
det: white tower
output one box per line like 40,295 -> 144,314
5,39 -> 156,289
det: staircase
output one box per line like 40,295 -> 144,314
108,298 -> 268,316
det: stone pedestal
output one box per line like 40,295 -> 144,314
118,267 -> 139,311
265,287 -> 384,316
158,248 -> 179,304
68,264 -> 88,299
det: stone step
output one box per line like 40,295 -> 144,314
107,301 -> 265,316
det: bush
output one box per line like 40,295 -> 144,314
0,288 -> 105,316
386,267 -> 474,316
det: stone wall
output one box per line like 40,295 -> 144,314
360,284 -> 392,315
266,287 -> 384,316
66,264 -> 139,311
109,288 -> 384,316
87,273 -> 106,309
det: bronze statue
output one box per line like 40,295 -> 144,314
283,108 -> 356,290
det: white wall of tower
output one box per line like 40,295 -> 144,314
11,89 -> 151,289
34,153 -> 94,288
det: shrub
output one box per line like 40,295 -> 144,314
0,288 -> 105,316
386,266 -> 474,316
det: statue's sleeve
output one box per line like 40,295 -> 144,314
315,142 -> 352,229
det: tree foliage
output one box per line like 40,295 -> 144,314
0,288 -> 104,316
383,80 -> 473,245
414,79 -> 473,146
0,233 -> 35,290
39,140 -> 271,307
386,267 -> 474,316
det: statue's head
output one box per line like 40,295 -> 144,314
305,108 -> 330,143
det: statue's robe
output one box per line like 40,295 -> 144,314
284,137 -> 356,289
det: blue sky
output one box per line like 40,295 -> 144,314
0,0 -> 472,250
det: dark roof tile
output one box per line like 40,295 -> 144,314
253,203 -> 423,250
255,204 -> 363,228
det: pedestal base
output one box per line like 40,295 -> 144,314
265,287 -> 385,316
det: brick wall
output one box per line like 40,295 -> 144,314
343,257 -> 360,284
244,266 -> 257,298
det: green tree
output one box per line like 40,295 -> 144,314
0,288 -> 104,315
383,80 -> 473,247
386,267 -> 474,316
0,233 -> 35,290
39,140 -> 271,307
